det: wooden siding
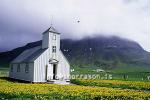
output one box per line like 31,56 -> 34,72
9,63 -> 34,82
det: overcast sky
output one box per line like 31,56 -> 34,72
0,0 -> 150,52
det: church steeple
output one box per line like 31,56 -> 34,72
42,26 -> 60,50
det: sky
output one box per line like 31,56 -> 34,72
0,0 -> 150,52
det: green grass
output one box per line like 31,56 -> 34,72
112,64 -> 150,73
71,65 -> 150,81
71,79 -> 150,91
109,64 -> 150,81
0,68 -> 9,77
0,66 -> 150,99
1,64 -> 150,81
71,67 -> 105,74
0,78 -> 150,100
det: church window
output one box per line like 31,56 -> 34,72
25,63 -> 29,73
53,34 -> 56,40
11,64 -> 13,72
52,46 -> 56,53
17,64 -> 20,72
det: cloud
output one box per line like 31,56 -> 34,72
0,0 -> 150,51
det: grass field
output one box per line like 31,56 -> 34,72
0,68 -> 9,77
0,67 -> 150,99
72,65 -> 150,81
0,78 -> 150,100
71,79 -> 150,91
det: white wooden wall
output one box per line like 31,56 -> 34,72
57,51 -> 70,80
42,32 -> 49,49
33,49 -> 70,82
9,63 -> 34,82
33,48 -> 50,82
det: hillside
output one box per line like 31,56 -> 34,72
0,36 -> 150,69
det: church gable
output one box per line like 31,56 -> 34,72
43,27 -> 60,35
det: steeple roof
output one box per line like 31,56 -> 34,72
43,26 -> 60,34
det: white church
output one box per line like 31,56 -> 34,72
9,26 -> 70,84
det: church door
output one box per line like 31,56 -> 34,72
53,64 -> 57,80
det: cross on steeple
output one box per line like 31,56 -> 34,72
50,15 -> 53,27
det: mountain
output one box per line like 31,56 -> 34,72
0,41 -> 42,67
0,36 -> 150,69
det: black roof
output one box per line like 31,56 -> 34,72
11,46 -> 47,63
